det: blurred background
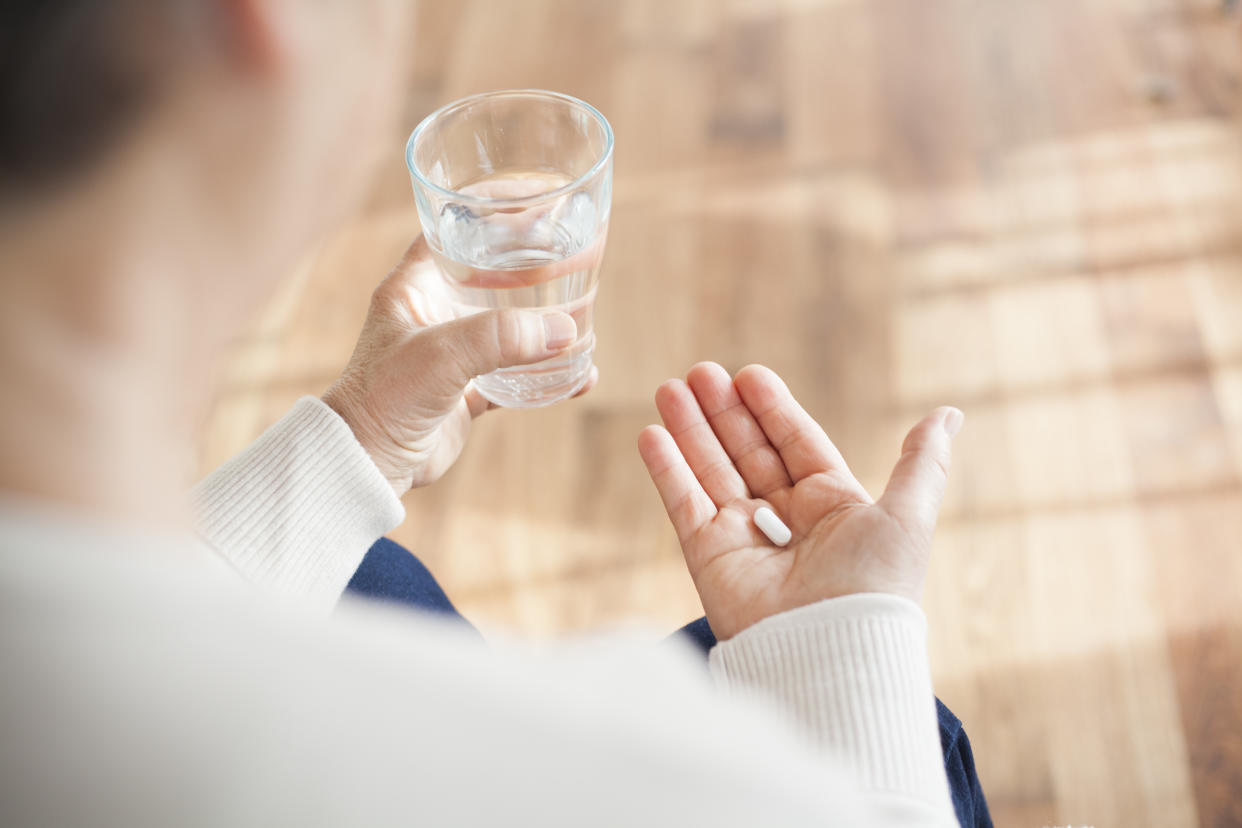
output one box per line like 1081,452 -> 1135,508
199,0 -> 1242,825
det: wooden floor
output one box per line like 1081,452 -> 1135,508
200,1 -> 1242,825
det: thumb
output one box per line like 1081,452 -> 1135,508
878,407 -> 963,538
416,308 -> 577,392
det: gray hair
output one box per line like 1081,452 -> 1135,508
0,0 -> 214,192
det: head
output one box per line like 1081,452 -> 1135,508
0,0 -> 415,342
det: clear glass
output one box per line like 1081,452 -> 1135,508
406,90 -> 614,408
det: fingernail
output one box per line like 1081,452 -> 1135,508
942,407 -> 964,438
542,313 -> 577,350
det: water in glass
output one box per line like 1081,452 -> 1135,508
426,169 -> 606,408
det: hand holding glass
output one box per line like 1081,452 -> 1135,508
406,90 -> 614,408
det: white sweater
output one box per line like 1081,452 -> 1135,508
0,397 -> 957,827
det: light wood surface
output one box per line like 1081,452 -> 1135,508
201,1 -> 1242,825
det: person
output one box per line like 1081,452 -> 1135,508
0,1 -> 988,826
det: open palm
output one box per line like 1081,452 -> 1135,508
638,363 -> 961,641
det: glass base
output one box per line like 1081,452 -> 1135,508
472,336 -> 594,409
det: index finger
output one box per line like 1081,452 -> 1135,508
732,365 -> 867,496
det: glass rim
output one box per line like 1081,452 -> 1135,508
405,89 -> 614,210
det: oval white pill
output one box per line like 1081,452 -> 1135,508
753,506 -> 792,547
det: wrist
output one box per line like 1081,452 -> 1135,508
708,579 -> 926,643
722,593 -> 927,644
321,383 -> 412,498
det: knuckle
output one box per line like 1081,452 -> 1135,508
369,278 -> 398,310
494,308 -> 523,345
367,284 -> 409,330
902,442 -> 950,483
367,290 -> 390,321
900,421 -> 932,455
491,308 -> 535,360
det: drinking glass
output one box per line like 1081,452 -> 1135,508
405,89 -> 614,408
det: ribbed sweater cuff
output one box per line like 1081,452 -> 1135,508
191,397 -> 405,610
709,594 -> 952,811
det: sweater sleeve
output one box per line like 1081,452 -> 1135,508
190,397 -> 405,609
709,593 -> 955,816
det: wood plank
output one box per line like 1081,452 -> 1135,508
201,0 -> 1242,823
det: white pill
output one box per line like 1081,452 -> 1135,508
753,506 -> 792,547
